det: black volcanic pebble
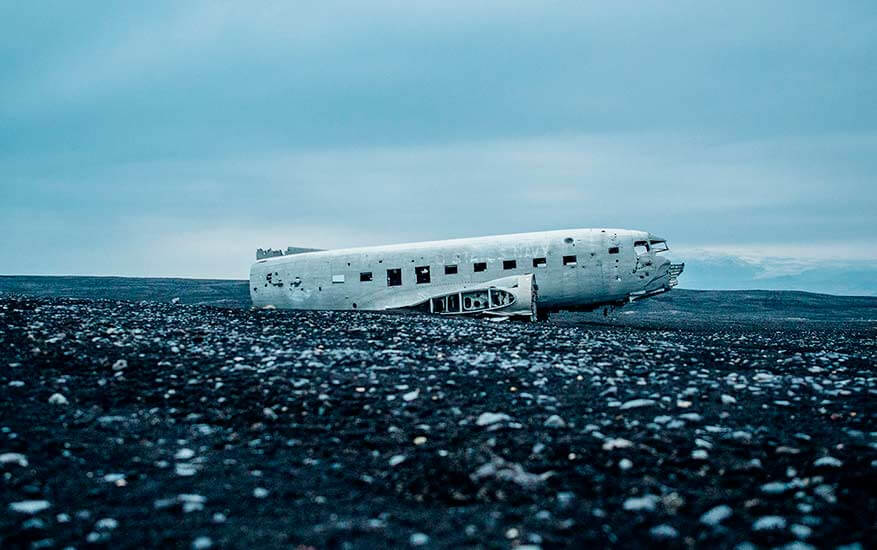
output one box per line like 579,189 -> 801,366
0,295 -> 875,549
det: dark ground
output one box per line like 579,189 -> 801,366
1,277 -> 875,549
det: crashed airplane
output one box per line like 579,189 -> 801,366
250,228 -> 684,321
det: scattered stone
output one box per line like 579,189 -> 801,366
389,455 -> 407,467
402,389 -> 420,401
0,293 -> 873,547
409,532 -> 429,546
9,500 -> 51,514
192,536 -> 213,549
753,516 -> 787,531
813,456 -> 843,468
602,438 -> 633,451
0,452 -> 28,467
175,448 -> 195,460
620,399 -> 656,410
543,414 -> 566,428
476,412 -> 512,426
700,504 -> 733,526
649,524 -> 678,539
112,359 -> 128,371
175,463 -> 197,476
623,494 -> 660,512
471,456 -> 554,489
179,494 -> 206,513
47,393 -> 68,406
790,524 -> 812,539
95,518 -> 118,530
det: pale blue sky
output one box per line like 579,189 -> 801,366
1,1 -> 875,293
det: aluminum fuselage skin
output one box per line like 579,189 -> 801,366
249,228 -> 673,312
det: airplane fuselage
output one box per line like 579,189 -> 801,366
249,228 -> 683,318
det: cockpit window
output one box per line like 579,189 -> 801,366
649,240 -> 669,253
634,241 -> 650,256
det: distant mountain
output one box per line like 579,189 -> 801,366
671,252 -> 877,297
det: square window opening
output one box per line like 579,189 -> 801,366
503,259 -> 517,270
332,274 -> 345,284
563,255 -> 577,266
608,247 -> 620,254
416,265 -> 431,284
473,262 -> 487,272
386,268 -> 402,287
533,257 -> 547,268
444,264 -> 458,275
360,272 -> 373,282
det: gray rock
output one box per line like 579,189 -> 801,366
813,456 -> 843,468
0,452 -> 28,467
48,393 -> 68,406
649,524 -> 678,539
9,500 -> 51,514
620,399 -> 656,410
476,412 -> 512,426
543,415 -> 566,428
700,504 -> 733,526
753,515 -> 787,531
410,532 -> 429,546
623,494 -> 660,512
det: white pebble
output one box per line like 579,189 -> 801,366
95,518 -> 118,530
620,398 -> 656,410
9,500 -> 51,514
410,532 -> 430,546
48,393 -> 68,405
649,524 -> 678,538
402,389 -> 420,401
175,448 -> 195,460
753,515 -> 787,531
700,504 -> 732,526
476,412 -> 512,426
543,415 -> 566,428
0,452 -> 28,467
389,455 -> 407,467
813,456 -> 843,468
623,494 -> 660,512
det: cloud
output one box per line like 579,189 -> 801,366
1,2 -> 875,294
673,248 -> 877,296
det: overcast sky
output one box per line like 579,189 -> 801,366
2,1 -> 875,292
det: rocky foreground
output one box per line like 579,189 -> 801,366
1,296 -> 875,549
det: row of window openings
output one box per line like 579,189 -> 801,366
335,251 -> 621,286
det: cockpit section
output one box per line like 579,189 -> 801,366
647,235 -> 670,253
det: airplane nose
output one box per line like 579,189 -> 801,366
657,255 -> 671,272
